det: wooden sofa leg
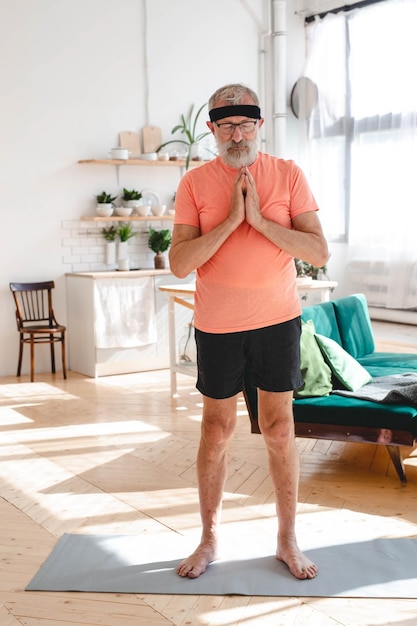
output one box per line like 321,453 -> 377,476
386,445 -> 407,483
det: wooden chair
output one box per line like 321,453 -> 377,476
9,281 -> 67,382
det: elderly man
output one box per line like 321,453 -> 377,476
169,83 -> 328,580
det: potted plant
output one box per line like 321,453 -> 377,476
117,222 -> 136,270
294,259 -> 328,281
122,187 -> 143,212
295,258 -> 331,301
148,227 -> 172,269
117,222 -> 136,242
101,226 -> 117,266
96,191 -> 118,217
122,188 -> 142,202
157,103 -> 212,169
101,225 -> 117,242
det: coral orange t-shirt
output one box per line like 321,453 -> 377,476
174,153 -> 319,333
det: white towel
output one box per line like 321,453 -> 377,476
94,277 -> 157,348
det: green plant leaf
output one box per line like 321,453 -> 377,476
117,222 -> 136,242
122,188 -> 142,201
101,225 -> 117,241
192,102 -> 207,139
159,102 -> 209,168
96,191 -> 118,204
195,131 -> 211,143
294,258 -> 328,279
148,227 -> 172,253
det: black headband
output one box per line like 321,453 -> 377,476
209,104 -> 261,122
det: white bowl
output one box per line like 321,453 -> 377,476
167,209 -> 175,216
136,205 -> 151,217
141,152 -> 158,161
96,204 -> 114,217
151,205 -> 166,216
115,206 -> 133,217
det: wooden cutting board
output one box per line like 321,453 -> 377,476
142,125 -> 162,153
119,131 -> 141,156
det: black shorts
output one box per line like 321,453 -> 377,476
195,317 -> 303,399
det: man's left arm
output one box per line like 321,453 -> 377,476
263,210 -> 329,269
243,166 -> 329,268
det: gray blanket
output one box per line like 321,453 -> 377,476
333,373 -> 417,406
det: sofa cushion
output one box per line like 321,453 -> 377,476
293,394 -> 417,435
294,320 -> 333,398
315,333 -> 373,391
358,352 -> 417,377
332,293 -> 375,358
301,300 -> 342,345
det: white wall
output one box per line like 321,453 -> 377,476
2,0 -> 339,377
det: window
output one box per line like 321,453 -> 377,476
302,0 -> 417,309
304,0 -> 417,244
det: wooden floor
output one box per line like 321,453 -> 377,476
1,322 -> 417,625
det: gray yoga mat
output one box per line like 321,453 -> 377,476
26,529 -> 417,598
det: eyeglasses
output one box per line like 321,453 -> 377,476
215,120 -> 258,136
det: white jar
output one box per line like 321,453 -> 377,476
110,147 -> 129,160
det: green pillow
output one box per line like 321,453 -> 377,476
294,320 -> 333,398
314,333 -> 372,391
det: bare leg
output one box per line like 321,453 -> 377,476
258,389 -> 318,580
176,395 -> 237,578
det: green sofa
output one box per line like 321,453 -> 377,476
244,293 -> 417,482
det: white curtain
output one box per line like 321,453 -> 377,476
301,0 -> 417,310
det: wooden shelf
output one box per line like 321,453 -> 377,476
78,158 -> 207,167
81,215 -> 174,222
78,156 -> 209,205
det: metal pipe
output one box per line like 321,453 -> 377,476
272,0 -> 287,156
240,0 -> 272,153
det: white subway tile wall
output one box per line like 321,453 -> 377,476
61,220 -> 173,273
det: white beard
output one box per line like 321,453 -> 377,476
216,136 -> 259,168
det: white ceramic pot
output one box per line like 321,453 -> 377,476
118,241 -> 130,270
118,258 -> 130,270
96,203 -> 114,217
105,241 -> 116,265
124,200 -> 143,211
110,147 -> 129,160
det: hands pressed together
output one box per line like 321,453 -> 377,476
229,167 -> 263,231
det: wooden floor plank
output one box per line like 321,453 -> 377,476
0,604 -> 24,626
1,319 -> 417,625
3,593 -> 172,625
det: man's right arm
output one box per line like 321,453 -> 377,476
169,169 -> 247,278
168,219 -> 238,278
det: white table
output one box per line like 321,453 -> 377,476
159,280 -> 338,395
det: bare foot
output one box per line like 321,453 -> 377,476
276,535 -> 318,580
176,540 -> 218,579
